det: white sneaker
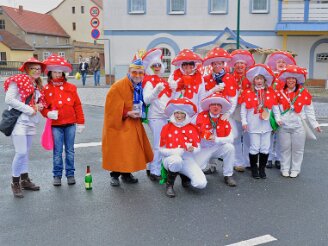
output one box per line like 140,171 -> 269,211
281,171 -> 289,177
290,171 -> 299,178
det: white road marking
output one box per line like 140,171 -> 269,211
225,234 -> 277,246
74,142 -> 101,148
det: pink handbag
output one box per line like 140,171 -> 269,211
41,118 -> 54,150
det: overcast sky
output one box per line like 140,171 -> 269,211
0,0 -> 62,13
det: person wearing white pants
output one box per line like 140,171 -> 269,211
229,50 -> 255,172
160,98 -> 206,198
195,93 -> 236,186
241,64 -> 282,179
142,48 -> 172,181
3,58 -> 46,198
276,65 -> 321,178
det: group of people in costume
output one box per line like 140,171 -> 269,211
4,55 -> 85,198
102,47 -> 322,198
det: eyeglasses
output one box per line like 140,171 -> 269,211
131,71 -> 145,76
151,63 -> 162,68
182,62 -> 195,66
29,67 -> 42,71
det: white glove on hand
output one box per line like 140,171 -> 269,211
47,110 -> 58,120
76,124 -> 85,134
210,85 -> 222,94
221,113 -> 230,121
169,78 -> 180,91
153,83 -> 165,96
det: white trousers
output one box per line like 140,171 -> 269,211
233,120 -> 250,167
195,143 -> 235,177
148,118 -> 167,175
249,132 -> 271,155
269,132 -> 281,161
11,135 -> 33,177
278,126 -> 306,173
163,155 -> 207,189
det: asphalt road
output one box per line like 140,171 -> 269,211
1,85 -> 328,246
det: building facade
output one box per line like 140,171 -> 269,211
103,0 -> 328,80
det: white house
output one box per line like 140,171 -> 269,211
103,0 -> 328,80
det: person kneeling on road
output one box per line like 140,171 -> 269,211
194,93 -> 237,187
160,98 -> 207,198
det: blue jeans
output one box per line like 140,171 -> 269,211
52,124 -> 76,177
81,71 -> 87,86
94,70 -> 100,86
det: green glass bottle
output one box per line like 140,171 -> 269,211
85,165 -> 92,190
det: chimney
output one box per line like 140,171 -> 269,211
18,5 -> 23,14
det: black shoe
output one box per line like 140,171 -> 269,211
149,173 -> 161,182
180,174 -> 191,188
259,171 -> 267,179
146,170 -> 150,176
203,166 -> 217,175
275,161 -> 281,169
166,184 -> 176,198
121,174 -> 138,184
110,177 -> 120,187
266,160 -> 273,169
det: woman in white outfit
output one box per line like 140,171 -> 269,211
241,64 -> 282,179
265,51 -> 297,169
160,98 -> 206,198
276,65 -> 321,178
142,48 -> 172,181
3,58 -> 46,198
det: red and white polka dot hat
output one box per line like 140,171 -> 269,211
246,64 -> 276,86
165,98 -> 197,117
266,51 -> 296,71
200,93 -> 232,113
43,54 -> 73,73
18,57 -> 46,72
171,49 -> 203,67
229,49 -> 255,68
203,47 -> 232,67
278,65 -> 307,84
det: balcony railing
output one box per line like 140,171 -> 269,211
279,0 -> 328,22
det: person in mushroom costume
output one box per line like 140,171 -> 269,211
265,51 -> 297,169
167,49 -> 205,120
142,48 -> 172,181
160,98 -> 206,198
41,54 -> 85,186
4,57 -> 46,198
229,49 -> 255,172
276,65 -> 321,178
194,93 -> 237,187
241,64 -> 282,179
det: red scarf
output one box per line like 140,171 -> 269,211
276,86 -> 312,113
173,69 -> 203,99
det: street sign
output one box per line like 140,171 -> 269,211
90,17 -> 100,28
91,28 -> 100,40
90,6 -> 100,17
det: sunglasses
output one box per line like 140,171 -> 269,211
182,62 -> 195,66
131,71 -> 145,76
151,63 -> 162,68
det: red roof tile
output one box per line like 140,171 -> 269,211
2,6 -> 69,37
0,30 -> 34,50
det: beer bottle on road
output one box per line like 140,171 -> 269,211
85,165 -> 92,190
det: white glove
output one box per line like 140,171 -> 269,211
47,110 -> 58,120
210,85 -> 222,94
153,83 -> 165,96
169,78 -> 180,91
221,113 -> 230,121
76,124 -> 85,134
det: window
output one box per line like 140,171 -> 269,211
0,52 -> 6,65
0,19 -> 5,29
251,0 -> 269,14
72,22 -> 76,31
81,6 -> 84,14
168,0 -> 186,14
209,0 -> 228,14
43,52 -> 51,60
162,48 -> 172,75
128,0 -> 145,14
58,52 -> 65,58
72,6 -> 75,14
316,53 -> 328,62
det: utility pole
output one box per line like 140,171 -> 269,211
236,0 -> 240,49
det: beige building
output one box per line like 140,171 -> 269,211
48,0 -> 104,63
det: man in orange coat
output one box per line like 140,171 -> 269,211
102,52 -> 154,186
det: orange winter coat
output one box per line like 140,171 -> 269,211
102,76 -> 153,172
